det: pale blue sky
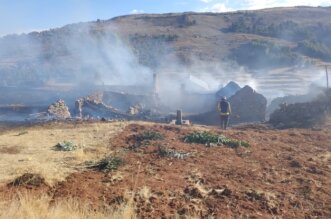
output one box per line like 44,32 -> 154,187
1,0 -> 331,36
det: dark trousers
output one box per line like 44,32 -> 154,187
220,115 -> 229,129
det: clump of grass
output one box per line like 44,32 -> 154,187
9,173 -> 46,187
219,137 -> 250,148
0,193 -> 136,219
88,156 -> 124,173
129,130 -> 165,150
183,131 -> 249,148
157,145 -> 190,159
135,130 -> 164,141
183,131 -> 219,144
55,141 -> 77,151
15,131 -> 28,136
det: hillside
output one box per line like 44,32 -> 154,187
0,121 -> 330,218
1,7 -> 331,98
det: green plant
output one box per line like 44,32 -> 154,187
183,131 -> 220,144
89,156 -> 124,172
157,145 -> 190,159
55,141 -> 77,151
135,131 -> 164,141
183,132 -> 250,148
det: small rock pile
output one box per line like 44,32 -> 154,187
47,99 -> 71,119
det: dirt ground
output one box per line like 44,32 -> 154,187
0,121 -> 330,218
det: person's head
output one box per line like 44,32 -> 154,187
221,96 -> 227,101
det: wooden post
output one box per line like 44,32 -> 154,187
326,65 -> 329,89
176,110 -> 182,125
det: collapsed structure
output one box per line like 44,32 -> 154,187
269,89 -> 331,128
47,99 -> 71,119
229,86 -> 267,124
188,85 -> 267,125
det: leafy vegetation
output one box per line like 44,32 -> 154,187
129,34 -> 177,68
157,145 -> 190,159
135,130 -> 165,142
229,40 -> 301,69
129,130 -> 165,150
223,17 -> 311,41
88,156 -> 124,173
295,40 -> 331,61
183,131 -> 249,148
55,141 -> 77,151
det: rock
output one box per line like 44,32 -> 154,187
47,99 -> 71,119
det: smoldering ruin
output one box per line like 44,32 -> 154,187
2,70 -> 330,128
1,12 -> 331,128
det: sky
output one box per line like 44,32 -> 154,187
1,0 -> 331,36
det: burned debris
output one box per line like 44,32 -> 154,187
188,85 -> 267,126
269,89 -> 331,128
47,99 -> 71,119
229,86 -> 267,124
74,93 -> 128,119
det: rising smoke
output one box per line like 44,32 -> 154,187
0,20 -> 327,111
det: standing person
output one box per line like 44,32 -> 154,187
217,97 -> 231,129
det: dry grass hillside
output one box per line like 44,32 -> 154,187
0,121 -> 330,218
1,7 -> 331,98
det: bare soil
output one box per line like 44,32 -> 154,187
0,122 -> 330,218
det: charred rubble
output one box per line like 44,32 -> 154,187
74,92 -> 167,121
269,89 -> 331,128
47,99 -> 71,119
188,85 -> 267,125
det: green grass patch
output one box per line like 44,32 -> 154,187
135,130 -> 164,141
183,131 -> 249,148
129,130 -> 165,150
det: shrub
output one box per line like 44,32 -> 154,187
135,131 -> 164,141
9,173 -> 45,187
184,131 -> 249,148
55,141 -> 77,151
157,145 -> 190,159
88,156 -> 124,173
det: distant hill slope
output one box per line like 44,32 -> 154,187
0,6 -> 331,97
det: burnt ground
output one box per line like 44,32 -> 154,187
0,122 -> 330,218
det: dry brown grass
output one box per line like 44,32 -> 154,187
0,122 -> 130,185
0,192 -> 136,219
